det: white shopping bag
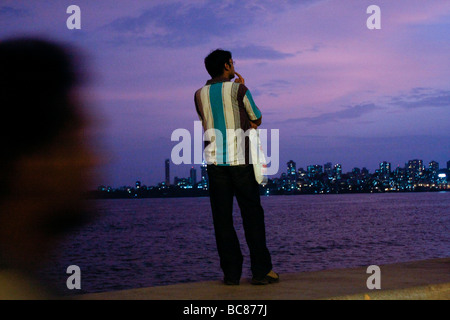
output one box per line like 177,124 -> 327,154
249,129 -> 268,185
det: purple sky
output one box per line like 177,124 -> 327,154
1,0 -> 449,188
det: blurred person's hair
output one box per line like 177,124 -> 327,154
0,38 -> 83,198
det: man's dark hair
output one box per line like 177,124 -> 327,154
204,49 -> 232,78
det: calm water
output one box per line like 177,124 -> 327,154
39,192 -> 450,295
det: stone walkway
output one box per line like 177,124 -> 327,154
79,257 -> 449,300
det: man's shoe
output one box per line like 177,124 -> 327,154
224,278 -> 240,285
251,270 -> 279,285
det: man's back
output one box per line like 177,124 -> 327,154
194,78 -> 261,165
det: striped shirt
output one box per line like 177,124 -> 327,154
194,78 -> 262,166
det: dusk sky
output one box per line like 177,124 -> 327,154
1,0 -> 449,188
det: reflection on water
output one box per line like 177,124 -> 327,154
39,192 -> 450,295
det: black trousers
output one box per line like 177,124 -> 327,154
207,164 -> 272,280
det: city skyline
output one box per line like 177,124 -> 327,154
99,156 -> 450,189
1,1 -> 449,188
94,155 -> 449,199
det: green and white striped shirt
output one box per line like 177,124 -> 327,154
194,78 -> 262,165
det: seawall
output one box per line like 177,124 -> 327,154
78,257 -> 449,300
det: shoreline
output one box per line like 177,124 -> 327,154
87,189 -> 450,200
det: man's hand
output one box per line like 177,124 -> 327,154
250,121 -> 258,129
234,72 -> 245,84
250,117 -> 262,129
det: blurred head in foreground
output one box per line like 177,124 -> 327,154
0,38 -> 95,298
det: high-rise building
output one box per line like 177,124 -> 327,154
406,159 -> 423,177
189,167 -> 197,186
201,161 -> 208,183
287,160 -> 297,179
333,164 -> 342,179
324,162 -> 332,176
307,165 -> 323,177
165,159 -> 170,185
379,161 -> 391,174
297,167 -> 306,180
429,161 -> 439,173
446,160 -> 450,170
361,167 -> 369,176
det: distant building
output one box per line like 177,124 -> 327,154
287,160 -> 297,180
297,168 -> 306,182
379,161 -> 391,175
361,167 -> 369,176
394,166 -> 406,177
201,162 -> 208,183
447,160 -> 450,170
165,159 -> 170,185
307,165 -> 323,178
406,159 -> 424,178
324,162 -> 332,176
333,164 -> 342,179
429,161 -> 439,173
189,167 -> 197,186
174,176 -> 188,187
437,169 -> 449,189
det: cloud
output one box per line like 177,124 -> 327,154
106,2 -> 261,48
0,6 -> 28,18
230,44 -> 294,60
251,79 -> 293,97
260,79 -> 292,88
387,87 -> 450,109
283,103 -> 380,125
104,1 -> 328,49
281,87 -> 450,126
296,43 -> 324,54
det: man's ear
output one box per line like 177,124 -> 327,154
224,62 -> 231,72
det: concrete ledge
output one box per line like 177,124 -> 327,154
327,282 -> 449,300
79,258 -> 450,300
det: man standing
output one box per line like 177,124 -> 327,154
194,49 -> 278,285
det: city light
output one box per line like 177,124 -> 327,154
94,158 -> 450,198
